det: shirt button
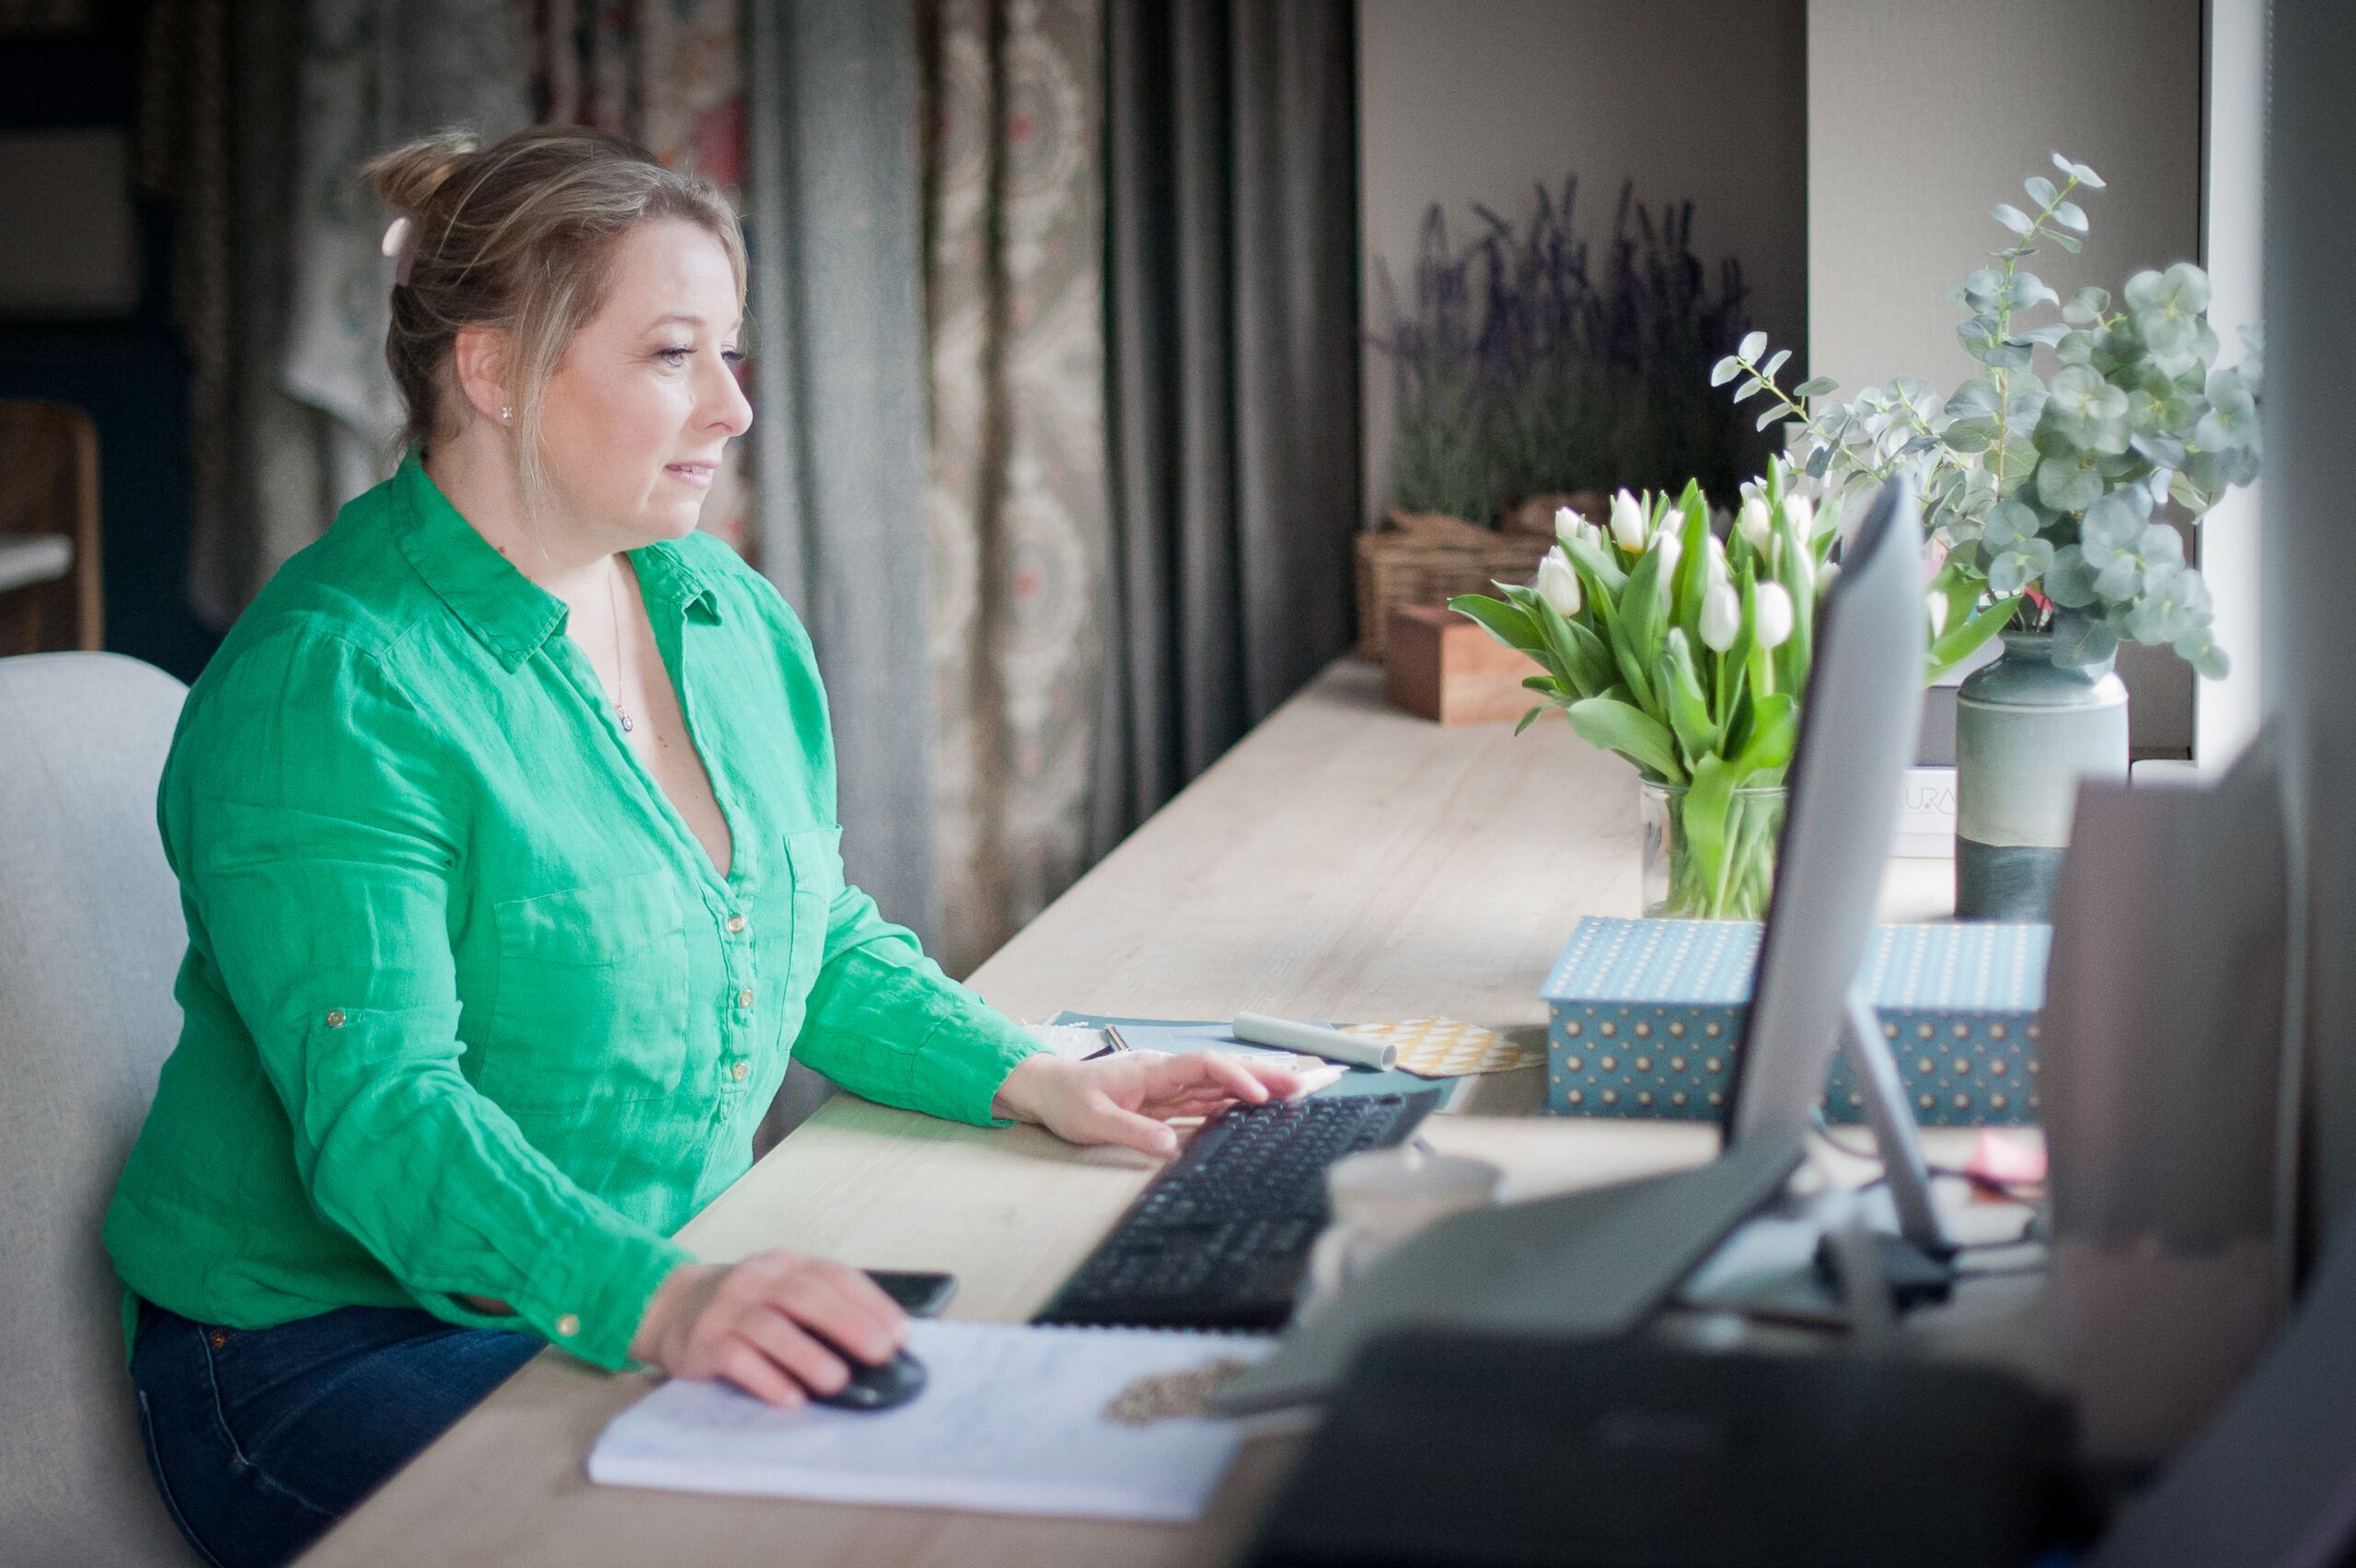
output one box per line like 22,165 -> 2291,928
555,1313 -> 580,1338
325,1009 -> 346,1029
731,1060 -> 750,1082
726,915 -> 746,934
736,988 -> 755,1009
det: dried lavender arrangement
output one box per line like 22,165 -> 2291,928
1374,177 -> 1756,525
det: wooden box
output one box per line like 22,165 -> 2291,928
1354,511 -> 1548,663
1384,604 -> 1548,726
1353,496 -> 1602,663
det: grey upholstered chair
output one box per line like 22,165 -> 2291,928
0,652 -> 197,1564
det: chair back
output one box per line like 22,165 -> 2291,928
0,652 -> 194,1564
0,401 -> 103,654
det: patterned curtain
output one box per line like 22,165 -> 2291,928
920,0 -> 1111,976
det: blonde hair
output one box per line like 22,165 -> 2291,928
363,125 -> 747,507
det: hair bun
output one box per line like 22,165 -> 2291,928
363,130 -> 481,212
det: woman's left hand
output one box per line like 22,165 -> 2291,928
990,1049 -> 1308,1158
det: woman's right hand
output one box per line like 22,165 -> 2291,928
628,1251 -> 909,1408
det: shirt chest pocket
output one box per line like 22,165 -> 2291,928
479,870 -> 690,1112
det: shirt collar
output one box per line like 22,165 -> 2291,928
629,536 -> 722,626
391,453 -> 722,670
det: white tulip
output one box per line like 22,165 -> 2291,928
1650,530 -> 1682,606
1535,546 -> 1581,617
1816,559 -> 1841,597
1753,581 -> 1796,650
1784,490 -> 1828,541
1738,497 -> 1773,556
1609,490 -> 1648,552
1700,582 -> 1742,652
1703,532 -> 1730,592
1925,589 -> 1948,637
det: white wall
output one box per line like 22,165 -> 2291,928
1807,0 -> 2207,756
1806,0 -> 2203,395
1356,0 -> 1807,525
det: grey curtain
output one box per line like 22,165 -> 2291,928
141,0 -> 351,632
1092,0 -> 1360,851
745,3 -> 943,946
152,0 -> 535,630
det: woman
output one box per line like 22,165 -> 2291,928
104,126 -> 1298,1568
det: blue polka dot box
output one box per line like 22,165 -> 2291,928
1540,917 -> 2051,1126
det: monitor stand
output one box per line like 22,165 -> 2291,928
1815,985 -> 1956,1311
1839,985 -> 1946,1254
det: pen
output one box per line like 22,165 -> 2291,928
1081,1025 -> 1134,1062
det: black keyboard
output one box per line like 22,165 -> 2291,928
1032,1090 -> 1443,1331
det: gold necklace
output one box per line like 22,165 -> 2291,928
606,560 -> 637,734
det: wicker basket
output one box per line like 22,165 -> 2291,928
1354,495 -> 1603,662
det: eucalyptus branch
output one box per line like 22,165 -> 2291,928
1707,151 -> 2258,685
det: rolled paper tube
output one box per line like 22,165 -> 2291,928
1231,1012 -> 1398,1071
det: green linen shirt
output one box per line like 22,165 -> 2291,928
102,454 -> 1038,1370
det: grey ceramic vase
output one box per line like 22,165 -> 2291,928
1955,630 -> 2130,920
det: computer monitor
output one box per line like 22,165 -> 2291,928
1212,478 -> 1935,1414
1725,475 -> 1927,1151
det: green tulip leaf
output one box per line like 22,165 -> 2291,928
1733,693 -> 1799,778
1924,594 -> 2021,684
1446,593 -> 1540,652
1657,630 -> 1722,768
1680,753 -> 1740,913
1566,697 -> 1686,786
1531,591 -> 1615,698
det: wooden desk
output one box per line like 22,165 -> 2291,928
298,661 -> 1958,1567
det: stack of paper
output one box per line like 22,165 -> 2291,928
588,1320 -> 1272,1523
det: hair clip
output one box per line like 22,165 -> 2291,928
380,213 -> 419,286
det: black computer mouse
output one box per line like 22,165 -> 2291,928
809,1346 -> 927,1412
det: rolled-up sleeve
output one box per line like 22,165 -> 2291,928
791,884 -> 1040,1127
178,628 -> 687,1368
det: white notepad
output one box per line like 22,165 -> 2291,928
587,1320 -> 1274,1523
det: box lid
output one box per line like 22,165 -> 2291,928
1541,917 -> 2050,1012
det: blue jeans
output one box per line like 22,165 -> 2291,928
131,1300 -> 541,1568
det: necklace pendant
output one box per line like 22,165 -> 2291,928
618,709 -> 636,733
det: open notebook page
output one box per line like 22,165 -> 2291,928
588,1320 -> 1273,1523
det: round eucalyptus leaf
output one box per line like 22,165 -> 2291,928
2044,544 -> 2101,608
2050,611 -> 2119,668
2177,631 -> 2230,679
2138,521 -> 2186,568
2037,456 -> 2105,513
2079,492 -> 2143,551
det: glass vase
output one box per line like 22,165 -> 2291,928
1639,779 -> 1787,921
